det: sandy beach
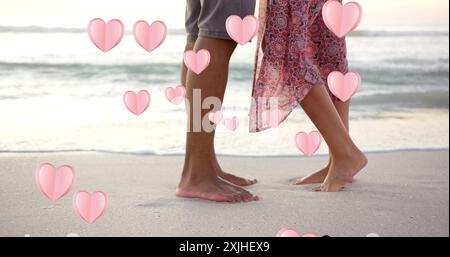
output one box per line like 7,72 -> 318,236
0,149 -> 448,237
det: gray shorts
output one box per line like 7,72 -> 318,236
185,0 -> 256,42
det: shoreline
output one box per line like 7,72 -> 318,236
1,147 -> 449,157
1,108 -> 448,156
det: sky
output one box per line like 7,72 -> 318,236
0,0 -> 448,29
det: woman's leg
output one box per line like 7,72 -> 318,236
293,100 -> 350,185
177,37 -> 258,202
299,84 -> 367,192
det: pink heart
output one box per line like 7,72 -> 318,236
133,20 -> 167,53
295,131 -> 321,156
276,228 -> 301,237
183,49 -> 210,75
123,90 -> 151,116
165,85 -> 186,105
73,191 -> 108,224
226,15 -> 259,45
322,1 -> 363,38
208,111 -> 223,124
328,71 -> 361,102
88,18 -> 124,52
35,163 -> 76,201
223,116 -> 239,131
262,108 -> 286,128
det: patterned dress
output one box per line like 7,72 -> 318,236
250,0 -> 348,132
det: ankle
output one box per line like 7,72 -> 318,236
179,172 -> 216,186
185,149 -> 216,162
181,157 -> 217,183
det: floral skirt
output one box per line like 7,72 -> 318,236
249,0 -> 348,132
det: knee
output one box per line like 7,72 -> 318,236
197,37 -> 237,58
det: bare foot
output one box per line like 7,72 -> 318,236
316,152 -> 368,192
293,165 -> 329,185
293,164 -> 354,185
220,178 -> 259,202
218,170 -> 257,187
176,176 -> 258,203
212,159 -> 257,187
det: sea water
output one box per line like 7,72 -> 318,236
0,25 -> 448,155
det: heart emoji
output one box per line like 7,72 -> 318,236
262,108 -> 286,128
183,49 -> 210,75
223,116 -> 239,131
295,131 -> 321,156
226,15 -> 259,45
165,85 -> 186,105
88,18 -> 124,52
208,111 -> 223,124
328,71 -> 361,102
276,228 -> 301,237
133,20 -> 167,53
322,1 -> 363,38
123,90 -> 151,116
73,191 -> 108,224
35,163 -> 76,201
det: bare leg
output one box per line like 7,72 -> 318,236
293,100 -> 349,185
180,42 -> 256,187
176,37 -> 258,202
299,85 -> 367,192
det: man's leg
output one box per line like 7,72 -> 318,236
293,100 -> 349,185
180,42 -> 257,187
176,37 -> 258,202
299,85 -> 367,192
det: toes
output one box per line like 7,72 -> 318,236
248,193 -> 258,202
313,186 -> 322,192
248,194 -> 259,201
248,179 -> 258,185
234,178 -> 255,187
232,194 -> 243,203
239,191 -> 256,202
225,194 -> 235,203
244,192 -> 258,202
235,190 -> 258,202
313,183 -> 346,192
238,178 -> 257,187
293,179 -> 305,185
219,172 -> 258,187
223,182 -> 256,202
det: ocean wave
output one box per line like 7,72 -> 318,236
0,25 -> 186,35
349,29 -> 449,37
1,25 -> 448,37
1,147 -> 448,157
353,67 -> 449,86
352,90 -> 449,109
0,61 -> 179,81
1,60 -> 447,87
